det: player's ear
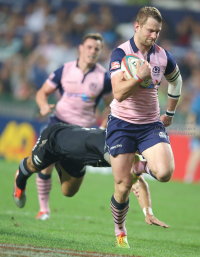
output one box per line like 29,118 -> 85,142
134,22 -> 139,33
79,44 -> 83,53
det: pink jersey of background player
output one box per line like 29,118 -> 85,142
109,37 -> 177,124
47,60 -> 112,127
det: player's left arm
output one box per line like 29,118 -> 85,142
132,176 -> 169,228
160,51 -> 183,127
99,72 -> 113,129
100,94 -> 113,129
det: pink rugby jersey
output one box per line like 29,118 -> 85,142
109,37 -> 177,124
46,60 -> 112,127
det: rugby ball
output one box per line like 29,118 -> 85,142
121,54 -> 151,88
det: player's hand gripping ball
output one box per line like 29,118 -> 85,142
121,54 -> 152,88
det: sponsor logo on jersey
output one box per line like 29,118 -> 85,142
159,132 -> 167,139
33,155 -> 42,165
110,144 -> 122,150
65,92 -> 95,101
110,61 -> 120,70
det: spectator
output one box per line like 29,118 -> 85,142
0,29 -> 22,62
175,16 -> 193,47
29,55 -> 48,91
19,32 -> 35,58
184,76 -> 200,183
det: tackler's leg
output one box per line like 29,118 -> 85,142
55,161 -> 85,197
13,156 -> 40,208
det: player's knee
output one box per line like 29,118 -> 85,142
156,167 -> 174,182
62,187 -> 79,197
115,179 -> 132,195
27,156 -> 40,173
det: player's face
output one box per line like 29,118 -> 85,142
136,17 -> 162,47
79,38 -> 102,65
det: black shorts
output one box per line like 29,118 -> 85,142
32,125 -> 86,178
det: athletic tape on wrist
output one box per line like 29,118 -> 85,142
143,207 -> 153,216
165,110 -> 175,117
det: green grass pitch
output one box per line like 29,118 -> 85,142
0,159 -> 200,257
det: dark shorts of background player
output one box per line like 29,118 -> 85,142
106,115 -> 170,156
32,125 -> 86,178
40,114 -> 67,134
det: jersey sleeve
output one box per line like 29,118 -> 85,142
102,72 -> 112,97
94,72 -> 112,109
164,50 -> 177,76
46,66 -> 64,89
109,48 -> 126,77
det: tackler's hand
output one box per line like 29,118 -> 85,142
145,213 -> 169,228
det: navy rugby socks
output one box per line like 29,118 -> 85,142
110,195 -> 129,236
16,158 -> 33,190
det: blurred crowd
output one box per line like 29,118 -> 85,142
0,0 -> 200,123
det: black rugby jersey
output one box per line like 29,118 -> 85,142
44,123 -> 109,167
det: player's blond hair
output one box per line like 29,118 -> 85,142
82,33 -> 104,47
136,7 -> 163,26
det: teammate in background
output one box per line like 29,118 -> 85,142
184,91 -> 200,183
107,6 -> 182,247
35,33 -> 113,220
13,123 -> 169,235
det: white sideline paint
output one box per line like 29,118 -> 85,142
86,166 -> 155,180
86,166 -> 112,174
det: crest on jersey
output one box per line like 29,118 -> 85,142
110,61 -> 120,70
152,66 -> 160,76
89,83 -> 98,91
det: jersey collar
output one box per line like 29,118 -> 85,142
76,59 -> 96,72
76,59 -> 96,83
129,37 -> 155,61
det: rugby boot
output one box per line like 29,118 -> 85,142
13,170 -> 26,208
116,233 -> 130,248
35,211 -> 50,220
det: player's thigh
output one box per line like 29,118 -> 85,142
39,116 -> 68,174
58,160 -> 86,197
32,128 -> 59,170
142,142 -> 174,174
106,115 -> 138,185
61,172 -> 84,197
110,153 -> 135,186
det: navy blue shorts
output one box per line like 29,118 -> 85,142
106,115 -> 170,156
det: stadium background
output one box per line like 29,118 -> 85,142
0,0 -> 199,181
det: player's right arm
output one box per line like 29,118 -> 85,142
132,176 -> 169,228
36,65 -> 64,116
110,48 -> 151,102
36,82 -> 56,116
